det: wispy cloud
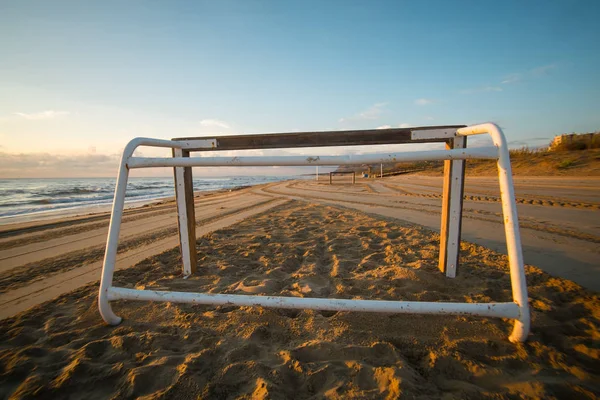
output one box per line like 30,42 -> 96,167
501,73 -> 522,84
501,63 -> 557,85
199,119 -> 230,129
414,98 -> 435,106
508,137 -> 552,148
0,151 -> 120,176
377,123 -> 411,129
460,86 -> 503,95
339,102 -> 387,122
531,63 -> 557,77
14,110 -> 69,120
464,62 -> 559,95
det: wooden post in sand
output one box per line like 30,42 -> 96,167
173,148 -> 197,275
438,137 -> 467,277
170,125 -> 467,277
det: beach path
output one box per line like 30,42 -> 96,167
0,188 -> 287,318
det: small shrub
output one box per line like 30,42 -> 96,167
509,146 -> 538,157
557,159 -> 575,169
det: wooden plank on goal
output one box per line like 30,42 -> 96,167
173,148 -> 197,275
173,125 -> 465,151
438,137 -> 467,277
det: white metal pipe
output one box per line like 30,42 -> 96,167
108,287 -> 521,319
126,146 -> 499,168
98,152 -> 129,325
99,137 -> 186,325
457,123 -> 530,342
127,137 -> 185,150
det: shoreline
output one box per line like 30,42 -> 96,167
0,175 -> 304,227
0,183 -> 267,228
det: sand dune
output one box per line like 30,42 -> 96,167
1,201 -> 598,398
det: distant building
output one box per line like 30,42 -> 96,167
548,132 -> 600,151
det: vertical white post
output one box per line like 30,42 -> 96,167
98,144 -> 135,325
174,148 -> 193,276
316,166 -> 319,181
380,163 -> 383,178
457,123 -> 530,343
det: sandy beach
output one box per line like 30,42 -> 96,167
1,176 -> 599,398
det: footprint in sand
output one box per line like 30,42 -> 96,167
234,278 -> 281,294
291,275 -> 331,296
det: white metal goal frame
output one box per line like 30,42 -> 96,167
98,122 -> 530,342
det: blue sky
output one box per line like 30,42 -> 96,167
0,0 -> 599,177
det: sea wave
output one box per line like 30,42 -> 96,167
0,176 -> 298,220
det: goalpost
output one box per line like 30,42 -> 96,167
329,171 -> 356,184
98,123 -> 530,343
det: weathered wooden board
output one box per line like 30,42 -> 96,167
173,126 -> 465,151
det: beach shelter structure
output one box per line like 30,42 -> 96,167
98,123 -> 531,342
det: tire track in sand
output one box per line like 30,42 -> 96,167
0,199 -> 289,319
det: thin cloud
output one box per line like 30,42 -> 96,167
14,110 -> 69,120
377,123 -> 411,129
460,86 -> 503,95
501,73 -> 522,84
414,98 -> 435,106
531,63 -> 557,76
0,151 -> 120,176
508,137 -> 552,148
500,63 -> 557,85
339,102 -> 387,122
199,119 -> 230,129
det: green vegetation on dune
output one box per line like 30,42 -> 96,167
425,148 -> 600,176
337,135 -> 600,177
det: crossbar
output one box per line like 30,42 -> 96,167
98,123 -> 531,343
108,287 -> 520,319
126,147 -> 498,168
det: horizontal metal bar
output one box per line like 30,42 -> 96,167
411,128 -> 456,140
108,287 -> 520,319
178,139 -> 217,150
126,146 -> 498,168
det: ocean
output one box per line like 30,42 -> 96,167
0,176 -> 299,223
